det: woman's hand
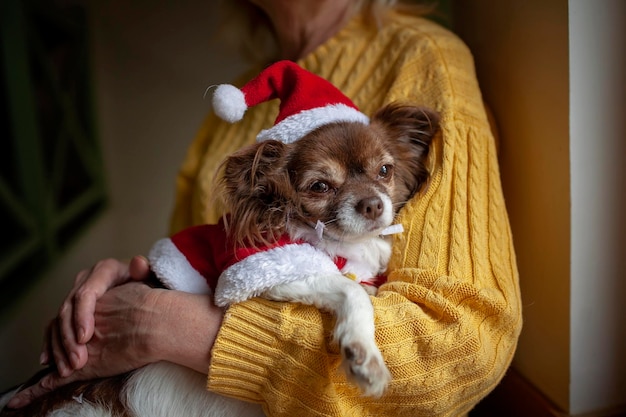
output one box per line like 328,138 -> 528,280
8,281 -> 158,408
41,256 -> 151,378
8,281 -> 224,409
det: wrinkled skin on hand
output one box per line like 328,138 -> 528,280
7,279 -> 159,409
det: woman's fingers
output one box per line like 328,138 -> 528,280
6,368 -> 82,409
50,267 -> 92,367
72,259 -> 132,345
39,320 -> 53,366
39,258 -> 146,378
9,282 -> 158,409
129,255 -> 151,281
49,318 -> 78,378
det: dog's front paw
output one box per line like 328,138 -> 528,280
360,284 -> 378,296
342,340 -> 391,397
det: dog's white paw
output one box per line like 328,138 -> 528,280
341,340 -> 391,397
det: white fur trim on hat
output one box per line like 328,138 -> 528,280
148,238 -> 212,294
214,243 -> 340,307
212,84 -> 247,123
256,103 -> 370,144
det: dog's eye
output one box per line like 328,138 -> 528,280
310,181 -> 330,193
378,164 -> 393,179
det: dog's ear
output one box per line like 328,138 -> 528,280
371,103 -> 440,204
220,140 -> 292,245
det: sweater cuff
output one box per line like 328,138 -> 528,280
206,300 -> 282,402
206,298 -> 335,404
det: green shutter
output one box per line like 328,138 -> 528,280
0,0 -> 107,314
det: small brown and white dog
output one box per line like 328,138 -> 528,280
0,102 -> 438,416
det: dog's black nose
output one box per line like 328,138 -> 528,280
356,196 -> 384,220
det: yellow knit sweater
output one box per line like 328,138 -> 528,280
170,11 -> 522,417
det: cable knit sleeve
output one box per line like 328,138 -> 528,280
202,14 -> 521,417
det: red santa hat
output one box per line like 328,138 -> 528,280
211,60 -> 369,144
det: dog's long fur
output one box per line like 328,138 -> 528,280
0,103 -> 438,417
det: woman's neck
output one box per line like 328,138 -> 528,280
254,0 -> 355,61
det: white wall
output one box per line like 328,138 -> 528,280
569,0 -> 626,414
0,0 -> 245,388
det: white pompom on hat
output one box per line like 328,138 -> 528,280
211,60 -> 369,144
212,84 -> 247,123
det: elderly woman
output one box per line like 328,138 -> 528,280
9,0 -> 521,415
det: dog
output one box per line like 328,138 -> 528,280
0,102 -> 438,416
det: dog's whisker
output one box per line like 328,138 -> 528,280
202,84 -> 218,99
